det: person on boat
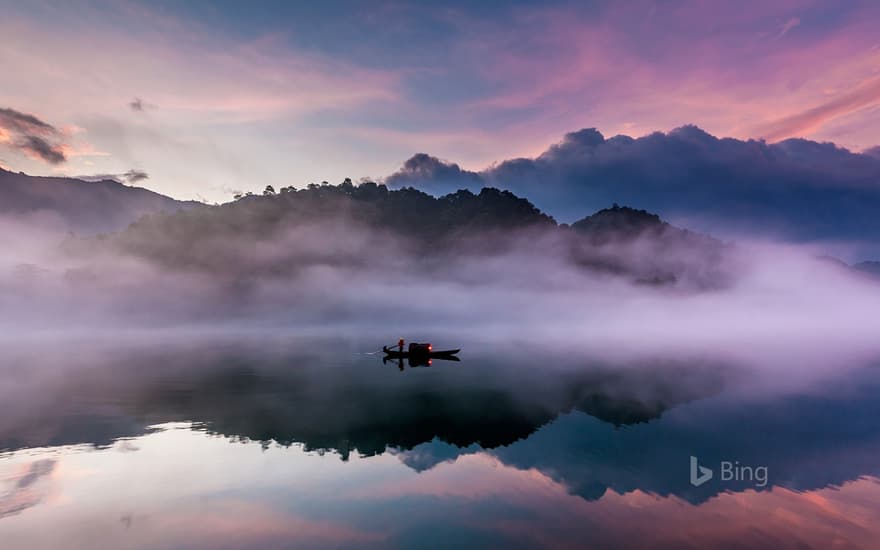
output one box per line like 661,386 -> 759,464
398,338 -> 405,353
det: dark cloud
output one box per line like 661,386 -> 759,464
384,126 -> 880,248
864,146 -> 880,160
122,169 -> 149,183
17,135 -> 66,165
129,97 -> 156,112
0,107 -> 67,165
385,153 -> 483,191
0,107 -> 56,136
76,169 -> 149,185
75,174 -> 124,183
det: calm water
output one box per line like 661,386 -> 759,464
1,333 -> 879,549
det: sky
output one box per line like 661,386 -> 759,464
1,0 -> 879,203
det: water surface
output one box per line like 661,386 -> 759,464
1,334 -> 879,548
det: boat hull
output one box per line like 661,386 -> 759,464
382,347 -> 460,358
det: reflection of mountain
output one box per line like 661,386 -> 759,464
5,339 -> 879,504
486,370 -> 880,504
148,364 -> 716,459
0,339 -> 723,459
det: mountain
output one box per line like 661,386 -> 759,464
384,126 -> 880,252
566,204 -> 730,286
572,204 -> 670,239
0,167 -> 197,234
854,261 -> 880,278
90,181 -> 732,289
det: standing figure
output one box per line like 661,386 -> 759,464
398,338 -> 405,353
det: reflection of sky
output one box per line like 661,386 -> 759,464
393,365 -> 880,504
0,426 -> 878,549
1,1 -> 879,201
2,335 -> 880,547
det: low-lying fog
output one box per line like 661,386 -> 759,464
1,210 -> 879,391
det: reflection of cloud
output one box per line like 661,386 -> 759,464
116,440 -> 141,453
0,459 -> 56,519
361,452 -> 880,548
391,440 -> 482,472
493,476 -> 880,549
145,500 -> 384,547
490,378 -> 880,504
15,459 -> 55,489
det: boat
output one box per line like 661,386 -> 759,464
382,343 -> 460,359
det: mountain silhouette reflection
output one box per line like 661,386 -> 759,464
3,336 -> 880,505
0,337 -> 724,458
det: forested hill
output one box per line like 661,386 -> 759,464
93,180 -> 732,289
193,181 -> 555,241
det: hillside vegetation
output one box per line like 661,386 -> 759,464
92,180 -> 733,289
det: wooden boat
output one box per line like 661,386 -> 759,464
382,345 -> 460,359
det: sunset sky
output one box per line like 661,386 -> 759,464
2,0 -> 879,202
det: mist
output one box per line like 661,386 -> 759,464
2,202 -> 879,393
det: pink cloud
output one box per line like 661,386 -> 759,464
3,1 -> 878,198
0,14 -> 401,124
140,499 -> 386,547
445,2 -> 880,154
0,459 -> 57,520
757,75 -> 880,142
0,108 -> 68,165
776,17 -> 802,39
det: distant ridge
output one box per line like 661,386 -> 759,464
0,167 -> 197,234
100,181 -> 733,289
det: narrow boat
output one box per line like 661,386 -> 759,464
382,343 -> 460,359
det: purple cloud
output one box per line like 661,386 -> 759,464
0,107 -> 56,135
384,126 -> 880,249
16,135 -> 66,165
385,153 -> 483,191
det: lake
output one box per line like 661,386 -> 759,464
1,331 -> 879,548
